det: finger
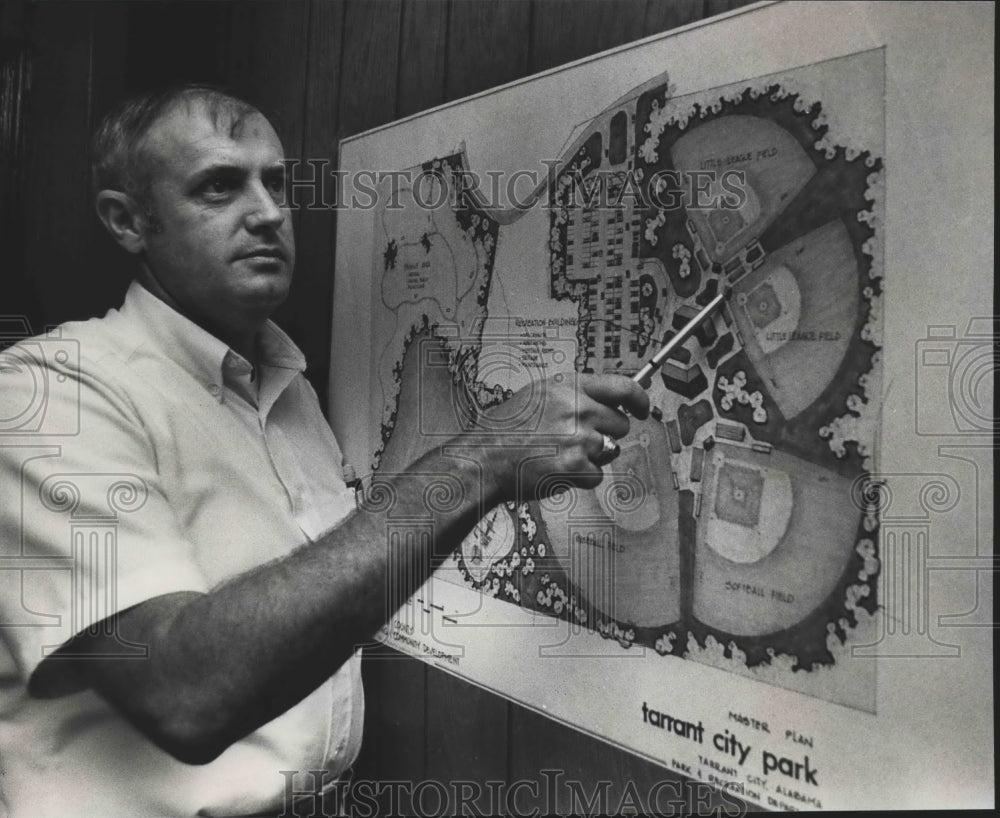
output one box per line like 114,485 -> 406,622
580,374 -> 650,419
580,399 -> 630,440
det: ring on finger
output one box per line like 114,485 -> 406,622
599,433 -> 620,460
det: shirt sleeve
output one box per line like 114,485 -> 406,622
0,346 -> 209,688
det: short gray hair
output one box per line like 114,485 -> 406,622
90,84 -> 262,205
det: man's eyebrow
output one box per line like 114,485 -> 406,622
186,161 -> 286,185
186,163 -> 245,186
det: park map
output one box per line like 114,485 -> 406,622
366,51 -> 883,710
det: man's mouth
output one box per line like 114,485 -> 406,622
236,247 -> 286,261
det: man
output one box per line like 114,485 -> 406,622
0,86 -> 647,817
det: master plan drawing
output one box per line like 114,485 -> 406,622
365,48 -> 885,711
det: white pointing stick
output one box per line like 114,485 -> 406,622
632,284 -> 731,389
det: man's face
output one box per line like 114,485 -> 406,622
138,101 -> 294,343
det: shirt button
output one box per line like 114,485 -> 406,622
208,383 -> 221,396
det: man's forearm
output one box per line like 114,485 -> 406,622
41,372 -> 648,764
54,443 -> 501,764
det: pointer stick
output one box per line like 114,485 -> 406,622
632,286 -> 730,388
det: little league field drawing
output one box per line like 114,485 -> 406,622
364,47 -> 884,712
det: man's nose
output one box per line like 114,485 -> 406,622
244,180 -> 286,231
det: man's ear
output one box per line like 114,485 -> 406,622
95,190 -> 151,254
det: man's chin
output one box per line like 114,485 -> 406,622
226,266 -> 289,315
245,279 -> 291,313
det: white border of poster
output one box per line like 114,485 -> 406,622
331,2 -> 994,810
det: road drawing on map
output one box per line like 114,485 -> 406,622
366,51 -> 884,709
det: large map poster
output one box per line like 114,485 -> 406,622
368,48 -> 883,714
332,2 -> 993,810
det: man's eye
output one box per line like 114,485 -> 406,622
265,175 -> 286,195
205,179 -> 233,196
196,174 -> 241,200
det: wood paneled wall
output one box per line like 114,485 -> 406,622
2,0 -> 755,810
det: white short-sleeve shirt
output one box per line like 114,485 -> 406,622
0,281 -> 363,817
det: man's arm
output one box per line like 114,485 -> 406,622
34,374 -> 648,765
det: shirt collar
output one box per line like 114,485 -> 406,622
120,280 -> 306,400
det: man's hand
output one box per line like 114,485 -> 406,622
480,373 -> 650,502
